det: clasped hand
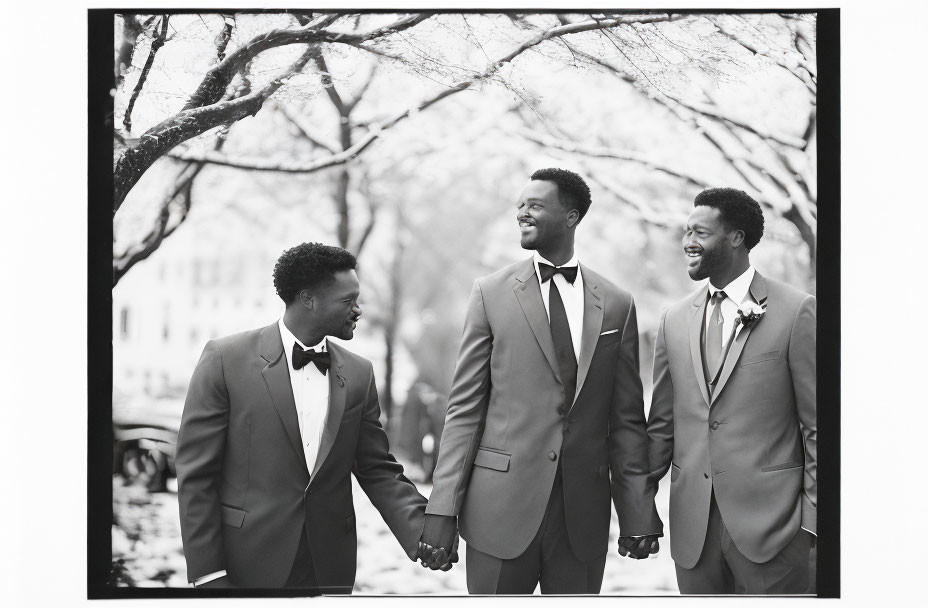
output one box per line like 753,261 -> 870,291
417,514 -> 460,571
618,534 -> 660,559
416,539 -> 459,571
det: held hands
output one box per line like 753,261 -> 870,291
416,514 -> 460,571
618,534 -> 661,559
416,536 -> 460,571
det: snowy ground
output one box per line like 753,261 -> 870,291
112,474 -> 677,594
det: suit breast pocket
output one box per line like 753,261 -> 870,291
596,331 -> 622,352
739,349 -> 781,367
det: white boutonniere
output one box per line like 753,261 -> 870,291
735,301 -> 766,329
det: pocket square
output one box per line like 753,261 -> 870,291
599,329 -> 619,336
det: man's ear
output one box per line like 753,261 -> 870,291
566,209 -> 580,228
730,229 -> 745,249
299,290 -> 314,309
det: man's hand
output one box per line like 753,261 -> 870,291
618,535 -> 660,559
196,576 -> 236,589
418,514 -> 459,571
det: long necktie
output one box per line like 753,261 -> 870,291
706,290 -> 727,380
548,280 -> 577,416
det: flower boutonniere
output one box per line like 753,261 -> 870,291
736,301 -> 766,329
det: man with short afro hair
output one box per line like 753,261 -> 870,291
177,242 -> 432,592
647,188 -> 816,594
272,243 -> 358,304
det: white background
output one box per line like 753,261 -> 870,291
1,1 -> 926,606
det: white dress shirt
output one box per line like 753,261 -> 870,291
193,320 -> 332,587
533,251 -> 584,369
278,318 -> 331,478
705,266 -> 756,355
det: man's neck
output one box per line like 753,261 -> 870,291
710,257 -> 751,290
535,242 -> 575,267
282,309 -> 326,348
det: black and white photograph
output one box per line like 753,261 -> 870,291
26,0 -> 928,602
88,7 -> 839,598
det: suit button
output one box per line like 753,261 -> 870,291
704,473 -> 709,479
548,451 -> 558,461
710,421 -> 720,431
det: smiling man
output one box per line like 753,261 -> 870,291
176,242 -> 429,592
418,168 -> 662,593
646,188 -> 816,594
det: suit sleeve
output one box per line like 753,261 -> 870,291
788,295 -> 817,534
608,297 -> 662,536
175,341 -> 230,582
647,310 -> 675,499
353,362 -> 428,560
426,280 -> 493,517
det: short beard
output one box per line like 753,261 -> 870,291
689,246 -> 726,281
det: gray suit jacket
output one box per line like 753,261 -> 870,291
175,324 -> 426,588
427,258 -> 660,562
647,272 -> 816,568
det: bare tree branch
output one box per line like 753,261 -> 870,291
114,47 -> 315,211
166,15 -> 683,175
352,172 -> 379,255
123,15 -> 170,134
182,13 -> 432,111
586,172 -> 678,228
115,15 -> 154,89
311,47 -> 348,115
712,15 -> 816,95
346,62 -> 377,112
275,102 -> 339,153
213,14 -> 235,62
521,129 -> 708,188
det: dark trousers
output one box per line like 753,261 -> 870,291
675,491 -> 813,595
284,528 -> 322,591
465,466 -> 607,594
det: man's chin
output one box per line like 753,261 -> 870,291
687,266 -> 707,281
519,236 -> 537,250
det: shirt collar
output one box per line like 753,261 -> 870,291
278,318 -> 326,368
708,265 -> 755,305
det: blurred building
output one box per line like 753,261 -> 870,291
113,231 -> 283,397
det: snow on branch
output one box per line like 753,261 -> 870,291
182,13 -> 432,112
164,16 -> 679,176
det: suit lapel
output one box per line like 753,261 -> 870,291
710,272 -> 768,405
513,259 -> 561,382
311,340 -> 348,480
572,264 -> 603,408
688,286 -> 712,407
259,324 -> 309,479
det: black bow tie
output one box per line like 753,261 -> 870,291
538,263 -> 578,285
292,344 -> 330,375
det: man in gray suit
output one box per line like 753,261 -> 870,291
176,243 -> 430,591
419,169 -> 661,593
647,188 -> 816,594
